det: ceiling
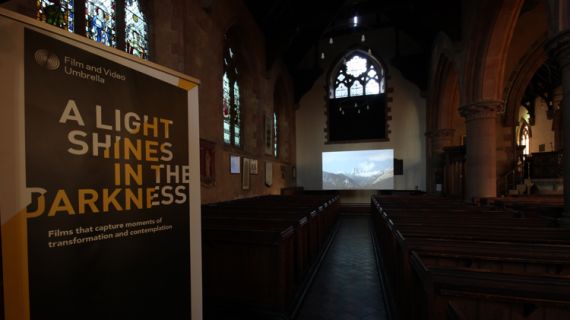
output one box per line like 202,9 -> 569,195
244,0 -> 462,101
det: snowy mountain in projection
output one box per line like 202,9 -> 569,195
322,149 -> 394,190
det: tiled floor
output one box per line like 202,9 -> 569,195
295,215 -> 389,320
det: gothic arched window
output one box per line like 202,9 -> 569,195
328,50 -> 388,142
331,54 -> 385,99
36,0 -> 149,59
222,42 -> 241,147
273,112 -> 278,158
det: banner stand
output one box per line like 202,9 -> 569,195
0,8 -> 202,319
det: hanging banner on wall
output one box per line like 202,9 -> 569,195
0,10 -> 201,320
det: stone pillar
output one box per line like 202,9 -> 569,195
460,101 -> 502,202
546,30 -> 570,225
427,129 -> 455,192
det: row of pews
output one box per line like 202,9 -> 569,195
371,194 -> 570,320
202,193 -> 340,319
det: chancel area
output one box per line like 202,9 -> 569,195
1,0 -> 570,319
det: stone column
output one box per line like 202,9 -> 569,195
460,101 -> 502,202
546,30 -> 570,225
427,129 -> 455,192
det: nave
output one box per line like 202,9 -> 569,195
296,216 -> 389,320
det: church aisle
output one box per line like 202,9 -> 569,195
296,215 -> 389,320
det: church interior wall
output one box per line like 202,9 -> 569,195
296,28 -> 427,201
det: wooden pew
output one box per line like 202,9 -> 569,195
203,224 -> 295,316
203,210 -> 310,282
410,251 -> 570,320
370,194 -> 570,320
202,194 -> 339,319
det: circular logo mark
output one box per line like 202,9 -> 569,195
34,49 -> 60,70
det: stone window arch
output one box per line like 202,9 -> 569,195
222,34 -> 242,147
327,50 -> 388,142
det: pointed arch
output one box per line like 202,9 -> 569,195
326,49 -> 389,142
462,0 -> 525,104
220,17 -> 266,92
272,69 -> 295,162
222,28 -> 242,147
427,32 -> 462,132
328,49 -> 387,99
503,41 -> 548,126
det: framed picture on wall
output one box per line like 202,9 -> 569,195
242,158 -> 251,190
250,159 -> 259,175
230,155 -> 240,174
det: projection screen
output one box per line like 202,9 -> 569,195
322,149 -> 394,190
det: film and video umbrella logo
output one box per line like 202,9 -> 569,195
34,49 -> 60,70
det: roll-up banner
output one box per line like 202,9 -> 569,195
0,8 -> 201,319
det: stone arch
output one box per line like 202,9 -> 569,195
503,41 -> 548,126
219,7 -> 267,86
220,23 -> 267,150
428,32 -> 462,135
462,0 -> 525,104
325,49 -> 390,142
327,48 -> 389,90
426,34 -> 463,193
273,74 -> 295,161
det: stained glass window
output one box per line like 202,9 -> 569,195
350,81 -> 363,96
273,112 -> 278,158
233,82 -> 241,147
332,53 -> 385,99
328,51 -> 388,142
125,0 -> 148,59
223,72 -> 231,144
37,0 -> 75,32
222,40 -> 241,147
86,0 -> 116,46
335,83 -> 348,98
346,56 -> 367,77
365,79 -> 380,95
36,1 -> 149,59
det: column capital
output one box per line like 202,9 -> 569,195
460,100 -> 503,121
425,128 -> 456,139
546,30 -> 570,69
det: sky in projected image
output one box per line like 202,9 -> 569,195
322,149 -> 394,190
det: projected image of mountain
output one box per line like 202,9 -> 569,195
322,149 -> 394,190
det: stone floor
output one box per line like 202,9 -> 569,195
295,215 -> 389,320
